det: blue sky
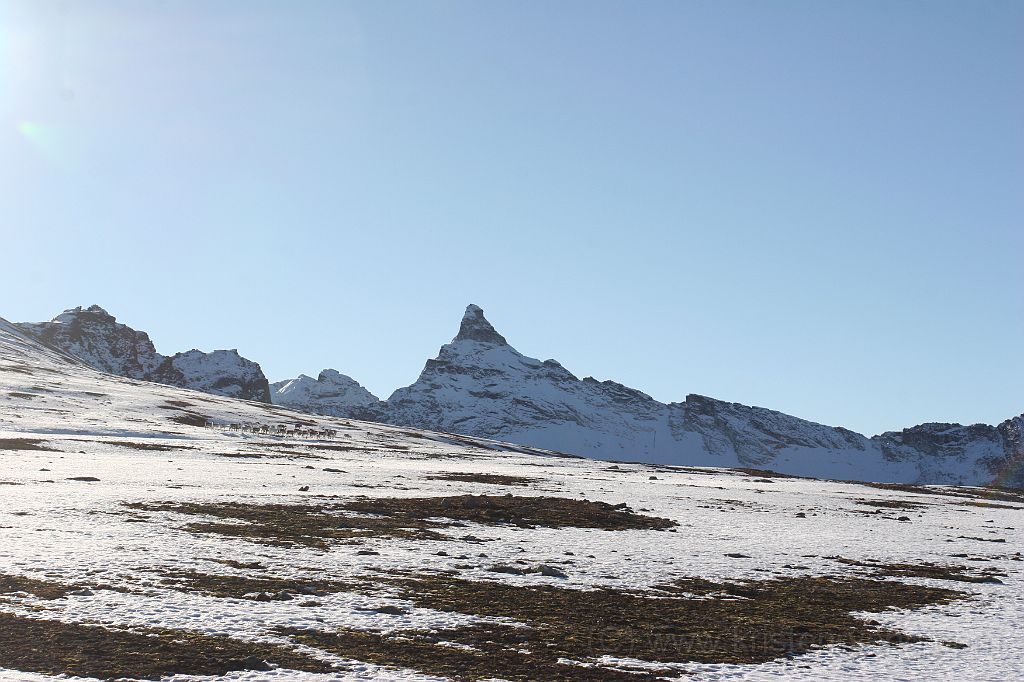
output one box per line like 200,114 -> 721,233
2,0 -> 1021,436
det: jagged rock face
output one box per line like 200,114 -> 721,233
17,307 -> 271,403
996,416 -> 1024,488
17,306 -> 163,379
675,394 -> 869,466
270,369 -> 380,417
152,350 -> 272,403
455,304 -> 508,345
875,419 -> 1024,488
374,305 -> 1024,486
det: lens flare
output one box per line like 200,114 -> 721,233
16,120 -> 66,165
17,121 -> 41,138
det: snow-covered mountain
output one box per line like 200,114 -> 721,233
17,306 -> 271,403
18,303 -> 1022,486
271,369 -> 381,417
279,304 -> 1022,487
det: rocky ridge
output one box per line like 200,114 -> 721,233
270,369 -> 380,417
17,306 -> 271,402
276,304 -> 1023,487
17,304 -> 1021,486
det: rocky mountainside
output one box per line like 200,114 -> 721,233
18,304 -> 1021,486
17,306 -> 271,402
276,304 -> 1022,487
271,369 -> 381,417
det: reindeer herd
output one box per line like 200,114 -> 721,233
204,421 -> 340,440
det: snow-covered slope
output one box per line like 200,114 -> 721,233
17,306 -> 271,403
0,312 -> 1022,682
371,305 -> 1022,486
271,370 -> 380,417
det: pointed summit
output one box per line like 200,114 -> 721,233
453,304 -> 508,345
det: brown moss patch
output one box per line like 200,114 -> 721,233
963,500 -> 1023,510
156,569 -> 361,600
0,613 -> 331,680
209,558 -> 266,570
860,482 -> 1024,505
855,498 -> 927,510
426,472 -> 540,486
732,467 -> 807,479
341,495 -> 676,531
217,451 -> 327,460
0,438 -> 56,451
168,412 -> 210,427
282,572 -> 961,681
98,440 -> 193,451
832,556 -> 1006,583
127,495 -> 674,549
0,573 -> 83,600
125,500 -> 449,549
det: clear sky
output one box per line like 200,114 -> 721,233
2,0 -> 1021,436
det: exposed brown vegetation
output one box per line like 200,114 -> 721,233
860,482 -> 1024,504
168,412 -> 209,427
98,440 -> 193,451
832,556 -> 1006,583
0,572 -> 83,599
0,613 -> 332,681
125,500 -> 449,549
156,569 -> 361,600
341,495 -> 677,531
963,500 -> 1023,510
855,498 -> 927,510
426,472 -> 540,486
282,572 -> 962,681
126,495 -> 675,549
0,438 -> 56,451
733,467 -> 807,479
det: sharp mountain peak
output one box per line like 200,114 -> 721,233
453,304 -> 509,346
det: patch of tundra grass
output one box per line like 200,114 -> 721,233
126,495 -> 676,549
282,572 -> 963,681
0,613 -> 332,680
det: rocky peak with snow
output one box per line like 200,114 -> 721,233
17,305 -> 164,380
373,305 -> 1024,486
269,304 -> 1022,485
455,304 -> 509,345
152,349 -> 271,403
874,418 -> 1024,488
270,369 -> 380,417
16,307 -> 271,403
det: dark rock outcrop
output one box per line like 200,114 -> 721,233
17,306 -> 271,402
